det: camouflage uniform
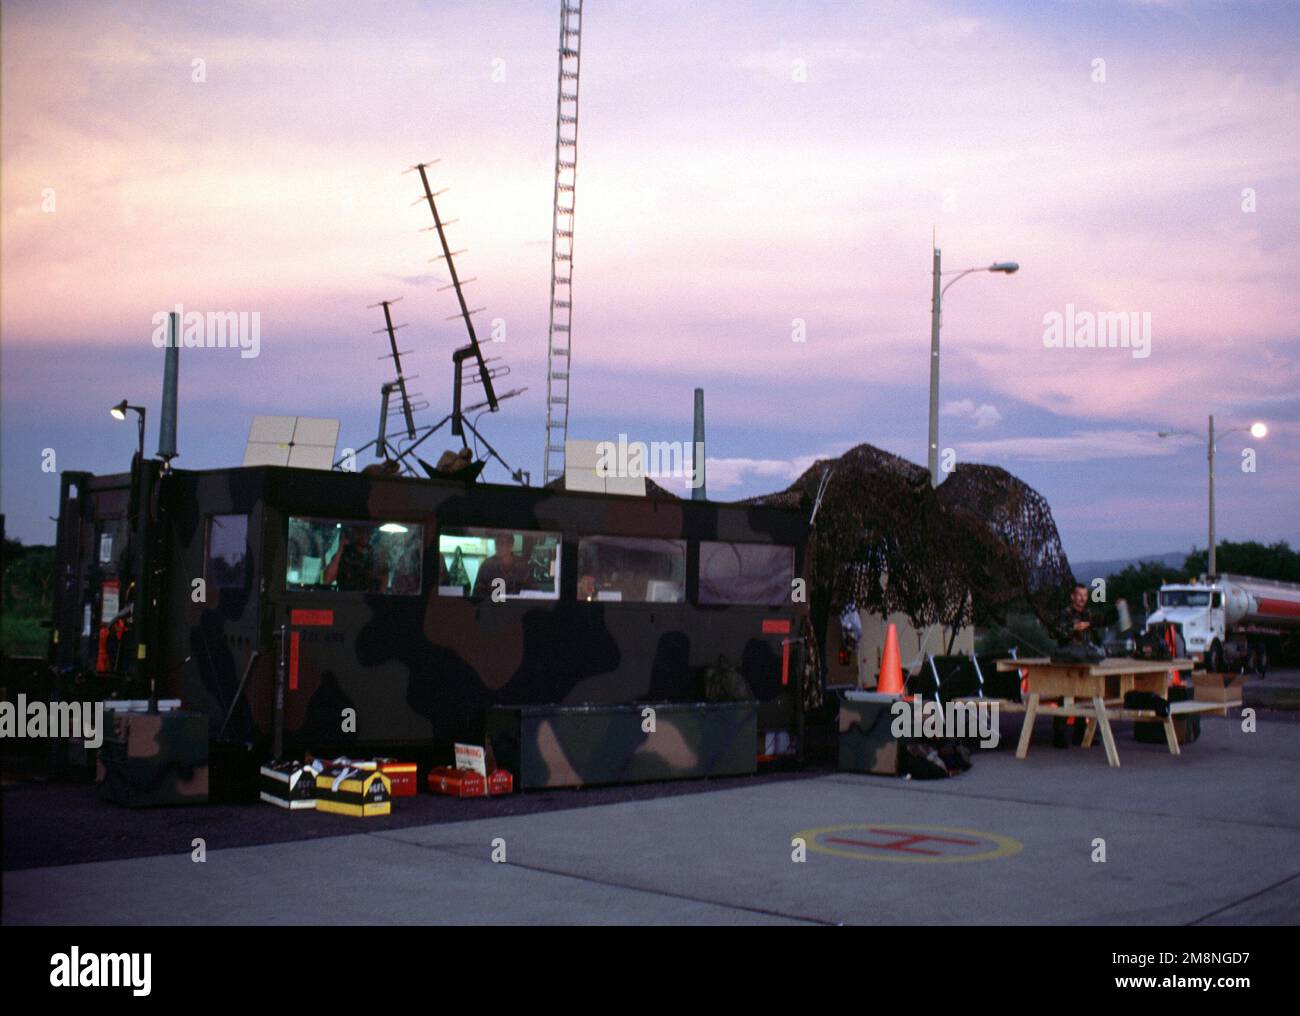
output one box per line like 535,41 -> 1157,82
1057,602 -> 1097,646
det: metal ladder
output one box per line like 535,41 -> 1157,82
543,0 -> 583,485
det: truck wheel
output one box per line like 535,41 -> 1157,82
1207,642 -> 1224,674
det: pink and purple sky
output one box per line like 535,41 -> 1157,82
2,0 -> 1298,563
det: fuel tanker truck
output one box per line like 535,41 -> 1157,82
1142,573 -> 1300,674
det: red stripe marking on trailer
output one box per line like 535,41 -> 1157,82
1257,597 -> 1300,619
289,631 -> 300,691
291,609 -> 334,626
763,618 -> 790,634
781,641 -> 790,686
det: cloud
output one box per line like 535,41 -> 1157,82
942,399 -> 1001,428
653,447 -> 850,497
959,429 -> 1192,464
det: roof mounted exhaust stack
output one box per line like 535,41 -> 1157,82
157,311 -> 180,466
692,387 -> 706,501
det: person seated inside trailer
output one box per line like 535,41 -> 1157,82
576,536 -> 687,603
322,525 -> 389,593
472,530 -> 535,597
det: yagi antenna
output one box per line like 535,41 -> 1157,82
368,298 -> 418,440
410,161 -> 499,427
337,297 -> 431,471
360,160 -> 527,485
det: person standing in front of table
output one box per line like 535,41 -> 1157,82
1052,582 -> 1097,747
1060,582 -> 1096,644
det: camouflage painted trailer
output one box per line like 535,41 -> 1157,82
52,463 -> 812,770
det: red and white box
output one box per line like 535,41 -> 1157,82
486,769 -> 513,796
427,766 -> 486,798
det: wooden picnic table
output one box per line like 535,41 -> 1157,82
992,657 -> 1237,767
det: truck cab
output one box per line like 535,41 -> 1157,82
1145,573 -> 1300,674
1144,582 -> 1225,669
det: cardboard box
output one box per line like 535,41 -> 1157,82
487,769 -> 513,796
259,760 -> 323,809
427,766 -> 486,798
314,766 -> 391,817
1192,671 -> 1247,716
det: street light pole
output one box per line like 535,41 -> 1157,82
1158,418 -> 1267,579
928,248 -> 942,486
926,250 -> 1019,487
1208,414 -> 1216,577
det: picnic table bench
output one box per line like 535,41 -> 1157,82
993,658 -> 1241,767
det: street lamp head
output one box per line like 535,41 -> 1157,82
1250,422 -> 1268,439
989,262 -> 1019,274
110,399 -> 129,421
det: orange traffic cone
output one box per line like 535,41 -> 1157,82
877,623 -> 904,695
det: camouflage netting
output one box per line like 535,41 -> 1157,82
740,443 -> 1074,649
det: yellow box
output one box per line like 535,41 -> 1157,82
314,767 -> 391,817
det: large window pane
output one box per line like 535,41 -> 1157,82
699,541 -> 795,606
287,517 -> 423,595
577,536 -> 685,603
437,526 -> 560,600
207,514 -> 248,588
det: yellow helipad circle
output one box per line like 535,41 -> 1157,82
795,823 -> 1023,863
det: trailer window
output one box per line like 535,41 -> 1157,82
206,514 -> 249,588
577,536 -> 685,603
699,541 -> 795,606
437,526 -> 560,600
287,517 -> 422,595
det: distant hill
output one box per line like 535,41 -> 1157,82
1071,550 -> 1191,581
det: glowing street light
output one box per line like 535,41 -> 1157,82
109,400 -> 147,459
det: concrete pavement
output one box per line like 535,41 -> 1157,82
1244,666 -> 1300,711
5,710 -> 1298,925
